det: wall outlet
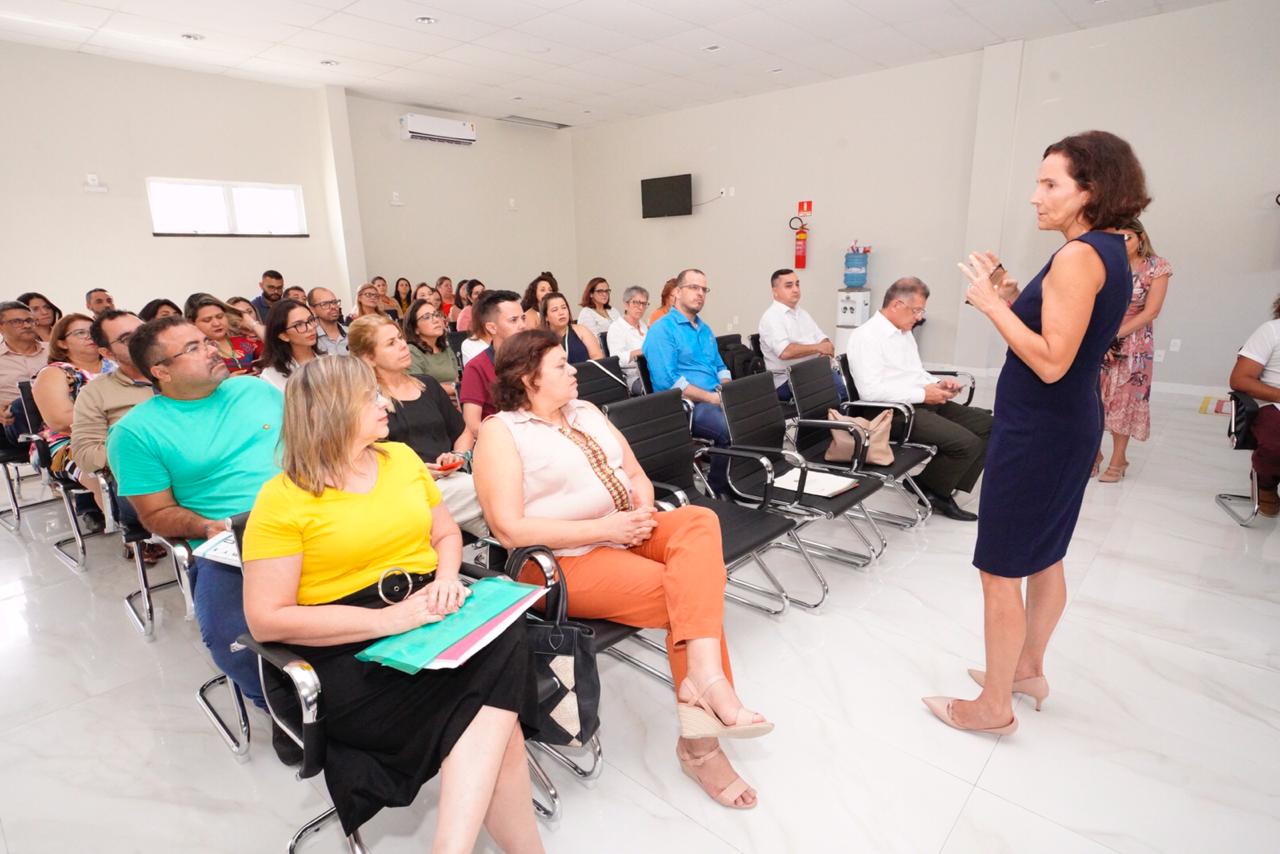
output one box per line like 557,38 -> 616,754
390,191 -> 404,207
731,315 -> 739,326
1169,338 -> 1182,352
508,197 -> 517,210
1154,349 -> 1166,362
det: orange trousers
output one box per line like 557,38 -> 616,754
520,504 -> 734,693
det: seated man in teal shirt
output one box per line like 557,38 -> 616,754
642,268 -> 733,493
107,316 -> 292,759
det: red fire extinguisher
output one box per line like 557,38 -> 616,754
790,216 -> 808,269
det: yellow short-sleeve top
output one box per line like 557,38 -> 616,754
243,441 -> 444,605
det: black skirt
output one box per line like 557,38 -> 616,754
287,575 -> 538,836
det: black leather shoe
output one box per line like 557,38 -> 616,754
930,493 -> 978,522
272,721 -> 303,767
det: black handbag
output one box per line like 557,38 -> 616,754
506,547 -> 602,747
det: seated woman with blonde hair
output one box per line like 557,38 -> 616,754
474,329 -> 772,811
241,356 -> 541,853
348,314 -> 486,537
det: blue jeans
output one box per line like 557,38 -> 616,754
190,556 -> 265,709
691,402 -> 731,495
776,368 -> 849,404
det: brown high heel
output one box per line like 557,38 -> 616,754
968,669 -> 1050,711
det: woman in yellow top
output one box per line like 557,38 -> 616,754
241,356 -> 542,853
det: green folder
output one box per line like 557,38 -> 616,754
357,576 -> 540,674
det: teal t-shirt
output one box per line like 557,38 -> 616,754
107,376 -> 283,538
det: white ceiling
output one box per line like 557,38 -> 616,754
0,0 -> 1220,127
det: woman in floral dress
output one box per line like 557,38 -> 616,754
1096,219 -> 1171,482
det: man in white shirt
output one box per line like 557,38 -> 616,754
757,268 -> 847,402
846,277 -> 992,521
1229,313 -> 1280,516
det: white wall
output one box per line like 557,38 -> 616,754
995,0 -> 1279,389
570,0 -> 1279,388
570,52 -> 984,365
0,42 -> 343,314
345,96 -> 578,296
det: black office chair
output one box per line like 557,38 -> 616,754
1216,390 -> 1261,526
604,390 -> 827,612
716,333 -> 764,379
446,331 -> 470,362
16,380 -> 109,569
719,372 -> 886,567
790,356 -> 936,529
635,354 -> 655,394
572,356 -> 630,407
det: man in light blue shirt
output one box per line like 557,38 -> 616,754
642,268 -> 732,493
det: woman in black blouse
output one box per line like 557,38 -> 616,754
347,314 -> 488,537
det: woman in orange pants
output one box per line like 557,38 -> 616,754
475,329 -> 772,811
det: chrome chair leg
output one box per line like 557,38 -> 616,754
530,734 -> 604,781
196,674 -> 251,757
123,541 -> 183,638
0,462 -> 59,532
1216,469 -> 1260,527
773,532 -> 829,609
51,486 -> 88,571
603,643 -> 675,687
526,747 -> 562,821
725,551 -> 791,616
287,807 -> 365,853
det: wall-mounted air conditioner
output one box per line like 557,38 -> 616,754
399,113 -> 477,145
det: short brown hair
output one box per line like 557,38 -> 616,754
1042,131 -> 1150,230
47,313 -> 94,363
492,329 -> 562,413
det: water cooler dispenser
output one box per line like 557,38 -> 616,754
835,289 -> 871,353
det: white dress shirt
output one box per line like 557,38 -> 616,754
1239,319 -> 1280,409
606,316 -> 647,388
758,299 -> 831,387
845,311 -> 936,403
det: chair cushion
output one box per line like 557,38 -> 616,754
689,494 -> 794,563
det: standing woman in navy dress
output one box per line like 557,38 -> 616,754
925,131 -> 1150,734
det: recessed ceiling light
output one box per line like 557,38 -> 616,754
582,109 -> 592,114
1092,0 -> 1109,4
414,15 -> 437,24
511,95 -> 524,101
180,33 -> 205,41
769,67 -> 783,73
320,59 -> 340,66
702,44 -> 721,52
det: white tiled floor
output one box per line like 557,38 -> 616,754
1,392 -> 1277,853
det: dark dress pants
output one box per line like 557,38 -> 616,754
910,402 -> 993,496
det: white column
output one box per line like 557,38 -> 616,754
317,85 -> 367,299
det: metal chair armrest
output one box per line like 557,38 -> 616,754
699,444 -> 786,506
234,633 -> 326,778
931,370 -> 977,406
650,480 -> 691,507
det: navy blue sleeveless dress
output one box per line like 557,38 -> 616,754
974,231 -> 1130,577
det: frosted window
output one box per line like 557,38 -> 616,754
146,178 -> 307,237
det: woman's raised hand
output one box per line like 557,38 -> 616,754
958,252 -> 1007,315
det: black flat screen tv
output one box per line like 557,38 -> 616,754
641,173 -> 692,218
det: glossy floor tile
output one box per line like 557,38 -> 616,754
0,392 -> 1275,853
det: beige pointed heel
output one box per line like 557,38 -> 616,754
1098,462 -> 1129,483
922,696 -> 1018,735
968,668 -> 1050,711
677,744 -> 756,809
676,676 -> 774,740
